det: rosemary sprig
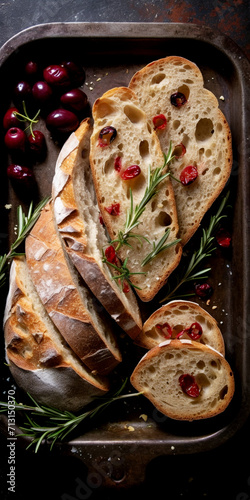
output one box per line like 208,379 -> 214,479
141,228 -> 181,267
111,143 -> 175,252
0,380 -> 142,452
102,251 -> 146,290
160,191 -> 230,302
0,197 -> 50,288
14,101 -> 40,137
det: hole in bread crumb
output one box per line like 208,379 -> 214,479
172,324 -> 185,337
97,100 -> 114,118
155,211 -> 172,227
173,120 -> 181,130
219,385 -> 228,400
195,118 -> 214,142
196,360 -> 205,370
205,149 -> 212,157
124,105 -> 144,123
151,73 -> 166,84
213,167 -> 221,175
139,140 -> 149,158
178,84 -> 190,100
118,143 -> 123,151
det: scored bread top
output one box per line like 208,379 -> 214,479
52,118 -> 142,339
25,201 -> 122,376
135,300 -> 225,355
130,339 -> 235,421
129,56 -> 233,245
89,86 -> 182,302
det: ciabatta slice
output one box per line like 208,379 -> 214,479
130,339 -> 235,421
52,118 -> 142,339
25,202 -> 122,375
89,87 -> 182,302
135,300 -> 225,355
129,56 -> 233,245
4,257 -> 109,411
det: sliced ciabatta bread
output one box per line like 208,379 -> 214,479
89,87 -> 182,302
129,56 -> 233,245
4,257 -> 109,411
25,201 -> 122,376
130,339 -> 235,421
52,118 -> 142,339
135,300 -> 225,355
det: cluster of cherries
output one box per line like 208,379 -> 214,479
3,60 -> 88,190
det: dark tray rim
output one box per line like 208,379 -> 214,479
0,21 -> 250,487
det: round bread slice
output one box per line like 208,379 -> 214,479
89,86 -> 182,302
135,300 -> 225,355
25,201 -> 122,376
4,257 -> 109,411
129,56 -> 233,245
130,339 -> 235,421
52,118 -> 142,339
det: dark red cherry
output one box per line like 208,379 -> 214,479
98,126 -> 117,147
180,165 -> 198,186
46,109 -> 79,133
43,65 -> 70,87
195,283 -> 213,299
7,164 -> 34,188
179,374 -> 200,398
28,130 -> 46,156
61,61 -> 85,86
25,61 -> 39,78
32,81 -> 53,104
13,80 -> 32,105
4,127 -> 26,151
170,92 -> 187,107
3,107 -> 20,129
60,89 -> 88,112
121,165 -> 141,180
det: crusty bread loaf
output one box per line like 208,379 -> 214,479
135,300 -> 225,355
25,201 -> 122,376
129,56 -> 233,245
130,339 -> 235,420
89,87 -> 182,302
4,257 -> 109,411
52,118 -> 142,339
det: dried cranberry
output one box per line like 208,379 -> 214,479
180,165 -> 198,186
121,165 -> 141,180
104,203 -> 120,216
3,107 -> 20,129
28,130 -> 46,156
99,214 -> 104,226
156,322 -> 172,339
152,114 -> 167,130
114,156 -> 122,172
46,109 -> 79,133
98,126 -> 117,147
195,283 -> 213,299
170,92 -> 187,107
60,89 -> 88,112
4,127 -> 26,152
43,65 -> 70,87
105,245 -> 118,264
7,164 -> 34,188
123,281 -> 130,293
177,322 -> 203,341
216,228 -> 231,248
179,374 -> 200,398
173,143 -> 186,158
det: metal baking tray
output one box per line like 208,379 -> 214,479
0,22 -> 249,488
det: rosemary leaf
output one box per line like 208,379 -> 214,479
141,229 -> 181,267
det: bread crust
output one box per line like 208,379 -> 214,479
129,56 -> 233,245
52,118 -> 142,339
135,300 -> 225,355
25,202 -> 122,375
130,339 -> 235,421
89,87 -> 182,302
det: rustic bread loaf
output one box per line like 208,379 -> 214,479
89,86 -> 182,302
130,339 -> 235,420
4,257 -> 109,411
129,56 -> 233,245
52,118 -> 142,339
25,201 -> 122,376
135,300 -> 225,355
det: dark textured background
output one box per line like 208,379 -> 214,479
0,1 -> 250,499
